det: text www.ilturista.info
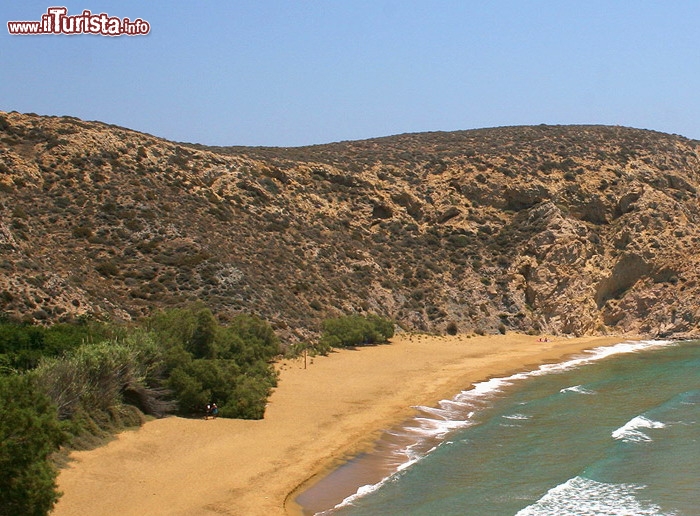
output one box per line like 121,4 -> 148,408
7,6 -> 150,36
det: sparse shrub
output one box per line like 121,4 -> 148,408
11,206 -> 28,219
446,321 -> 458,335
123,218 -> 143,232
448,234 -> 470,248
95,261 -> 119,277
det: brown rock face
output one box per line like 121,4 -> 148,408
1,113 -> 699,340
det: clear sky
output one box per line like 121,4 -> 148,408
2,1 -> 700,147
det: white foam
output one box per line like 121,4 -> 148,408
500,412 -> 531,428
526,340 -> 676,379
460,376 -> 515,399
412,416 -> 472,437
438,399 -> 473,412
444,340 -> 673,417
456,340 -> 674,406
325,456 -> 422,514
324,340 -> 678,513
413,405 -> 454,419
503,413 -> 531,421
612,415 -> 666,443
327,482 -> 385,513
560,384 -> 595,395
515,476 -> 674,516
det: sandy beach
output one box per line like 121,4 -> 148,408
52,333 -> 630,516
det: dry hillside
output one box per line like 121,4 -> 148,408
1,111 -> 700,341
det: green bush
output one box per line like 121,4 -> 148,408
0,374 -> 67,516
166,366 -> 209,414
0,305 -> 286,512
222,313 -> 280,362
226,373 -> 275,419
34,335 -> 172,426
148,304 -> 280,419
0,319 -> 108,371
146,303 -> 218,359
1,302 -> 281,466
285,340 -> 331,358
320,314 -> 394,348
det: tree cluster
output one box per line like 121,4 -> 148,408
147,305 -> 279,419
0,374 -> 66,516
319,314 -> 395,350
0,303 -> 280,514
0,306 -> 394,514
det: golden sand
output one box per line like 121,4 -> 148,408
52,333 -> 629,516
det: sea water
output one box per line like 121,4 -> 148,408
297,339 -> 700,515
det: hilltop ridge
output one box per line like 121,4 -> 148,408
1,111 -> 699,341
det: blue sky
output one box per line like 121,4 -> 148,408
2,1 -> 700,146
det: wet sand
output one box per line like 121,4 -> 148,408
52,333 -> 629,516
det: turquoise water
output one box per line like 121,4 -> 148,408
300,340 -> 700,515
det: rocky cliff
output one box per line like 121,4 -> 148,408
1,111 -> 699,341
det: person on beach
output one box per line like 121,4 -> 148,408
211,403 -> 218,419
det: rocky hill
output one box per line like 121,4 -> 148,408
1,111 -> 699,341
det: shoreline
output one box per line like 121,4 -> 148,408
286,333 -> 639,515
52,333 -> 632,516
